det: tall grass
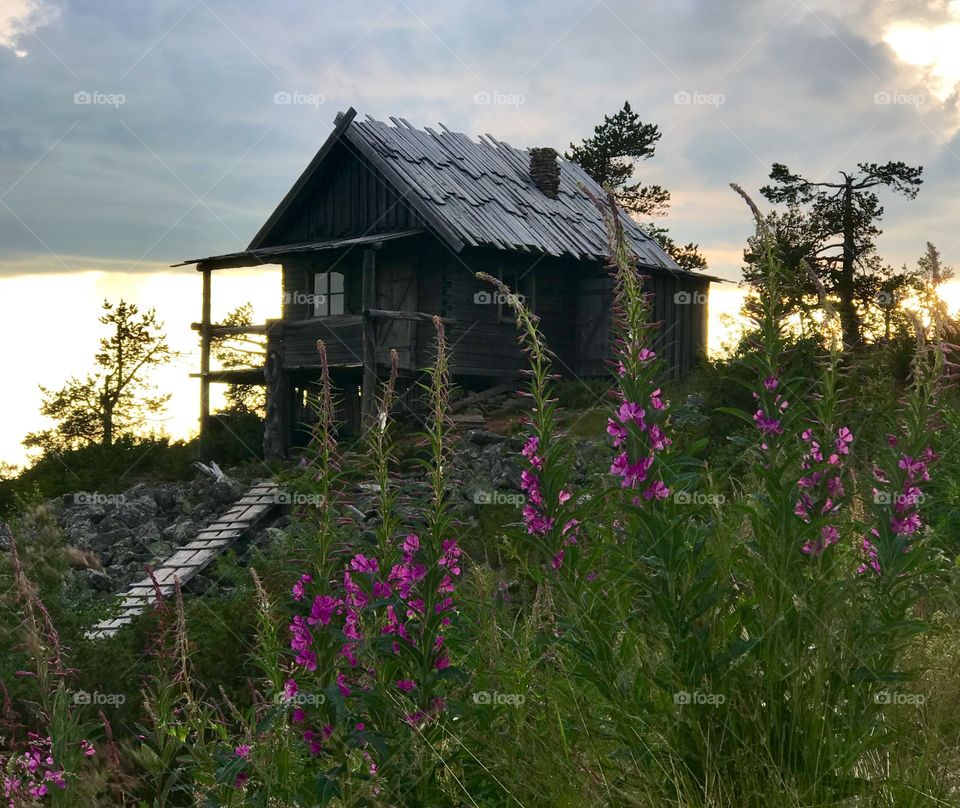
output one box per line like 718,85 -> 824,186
1,192 -> 958,806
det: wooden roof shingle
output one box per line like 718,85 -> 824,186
340,112 -> 679,267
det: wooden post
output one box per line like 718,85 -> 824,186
361,248 -> 377,429
199,266 -> 212,460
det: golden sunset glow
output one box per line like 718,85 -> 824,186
884,8 -> 960,102
0,266 -> 281,469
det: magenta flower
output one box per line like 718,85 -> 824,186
235,745 -> 251,759
402,534 -> 420,556
521,436 -> 543,469
350,554 -> 379,574
308,594 -> 338,627
302,731 -> 323,757
291,573 -> 312,601
643,480 -> 670,501
617,400 -> 647,429
396,679 -> 417,692
607,418 -> 628,447
753,409 -> 782,435
289,616 -> 317,671
835,427 -> 853,456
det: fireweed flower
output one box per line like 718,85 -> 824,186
795,425 -> 853,556
291,573 -> 312,601
607,384 -> 671,502
519,443 -> 555,536
308,594 -> 338,627
292,531 -> 464,737
521,436 -> 543,469
860,446 -> 938,573
289,615 -> 317,672
2,737 -> 67,803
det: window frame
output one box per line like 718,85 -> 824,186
313,270 -> 345,318
497,266 -> 535,323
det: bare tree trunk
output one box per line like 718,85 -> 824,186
839,178 -> 861,349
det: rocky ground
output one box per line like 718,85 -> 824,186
10,420 -> 609,604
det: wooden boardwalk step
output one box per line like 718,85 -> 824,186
84,479 -> 280,640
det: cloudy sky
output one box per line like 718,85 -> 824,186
2,0 -> 959,465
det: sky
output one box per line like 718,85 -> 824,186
2,0 -> 960,467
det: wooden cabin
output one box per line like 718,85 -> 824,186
178,107 -> 716,459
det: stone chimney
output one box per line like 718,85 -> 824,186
529,147 -> 560,199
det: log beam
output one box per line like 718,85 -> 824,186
199,268 -> 212,460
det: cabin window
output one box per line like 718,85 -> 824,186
313,271 -> 345,317
498,268 -> 534,322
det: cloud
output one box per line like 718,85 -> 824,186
0,0 -> 58,56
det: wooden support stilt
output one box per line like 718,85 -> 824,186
263,321 -> 289,461
199,267 -> 212,460
361,248 -> 377,430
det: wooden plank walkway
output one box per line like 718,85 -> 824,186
86,480 -> 280,639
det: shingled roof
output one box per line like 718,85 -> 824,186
244,108 -> 684,271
